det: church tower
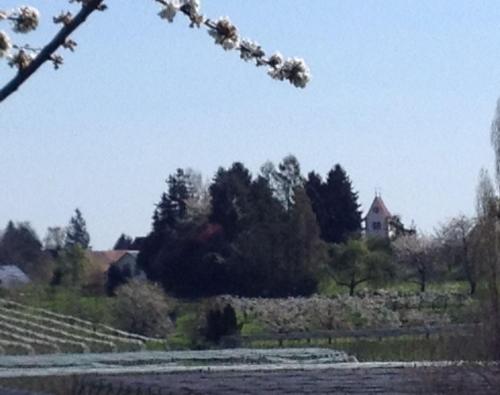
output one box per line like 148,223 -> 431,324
365,193 -> 392,238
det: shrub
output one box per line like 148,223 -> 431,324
168,312 -> 205,349
113,280 -> 174,338
204,304 -> 239,344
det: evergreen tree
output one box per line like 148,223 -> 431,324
139,160 -> 324,298
281,187 -> 324,295
209,162 -> 253,242
0,221 -> 45,278
113,233 -> 133,250
305,171 -> 326,231
306,164 -> 362,244
65,209 -> 90,249
139,168 -> 221,296
229,176 -> 287,296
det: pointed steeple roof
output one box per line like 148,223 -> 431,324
367,195 -> 391,217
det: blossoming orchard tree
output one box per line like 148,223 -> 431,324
0,0 -> 311,103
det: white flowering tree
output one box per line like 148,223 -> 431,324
0,0 -> 310,103
393,233 -> 440,293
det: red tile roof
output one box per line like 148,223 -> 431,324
86,250 -> 130,273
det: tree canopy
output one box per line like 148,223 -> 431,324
306,164 -> 362,244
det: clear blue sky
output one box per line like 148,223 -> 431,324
1,1 -> 499,249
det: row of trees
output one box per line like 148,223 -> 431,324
138,157 -> 364,298
133,157 -> 495,300
0,209 -> 91,284
0,159 -> 485,301
135,155 -> 484,299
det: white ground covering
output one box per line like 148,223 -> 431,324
0,348 -> 494,378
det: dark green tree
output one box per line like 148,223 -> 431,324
280,187 -> 324,295
0,221 -> 47,279
65,209 -> 90,249
113,233 -> 134,250
306,164 -> 362,244
205,304 -> 239,344
139,169 -> 192,284
229,175 -> 287,296
139,168 -> 230,297
209,162 -> 253,242
305,171 -> 326,232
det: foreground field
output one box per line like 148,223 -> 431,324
1,363 -> 499,394
89,365 -> 500,394
0,349 -> 498,394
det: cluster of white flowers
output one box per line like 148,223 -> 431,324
212,290 -> 471,334
156,0 -> 311,88
0,2 -> 105,74
158,0 -> 202,26
0,0 -> 310,102
213,295 -> 401,333
11,5 -> 39,33
0,5 -> 39,70
0,31 -> 12,58
208,17 -> 239,50
0,5 -> 41,69
268,57 -> 311,88
7,49 -> 33,69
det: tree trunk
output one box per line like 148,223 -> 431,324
469,279 -> 476,296
419,267 -> 426,293
492,218 -> 500,359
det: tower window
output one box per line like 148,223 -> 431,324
372,221 -> 381,230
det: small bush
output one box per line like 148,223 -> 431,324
168,312 -> 205,349
204,304 -> 239,344
113,280 -> 174,338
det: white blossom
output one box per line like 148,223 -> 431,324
208,16 -> 239,50
0,31 -> 11,58
12,6 -> 40,33
268,52 -> 284,68
8,49 -> 34,69
185,0 -> 201,14
239,39 -> 264,62
268,57 -> 311,88
158,0 -> 182,23
0,10 -> 8,20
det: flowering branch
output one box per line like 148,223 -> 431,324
0,0 -> 310,104
0,0 -> 105,103
155,0 -> 311,88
